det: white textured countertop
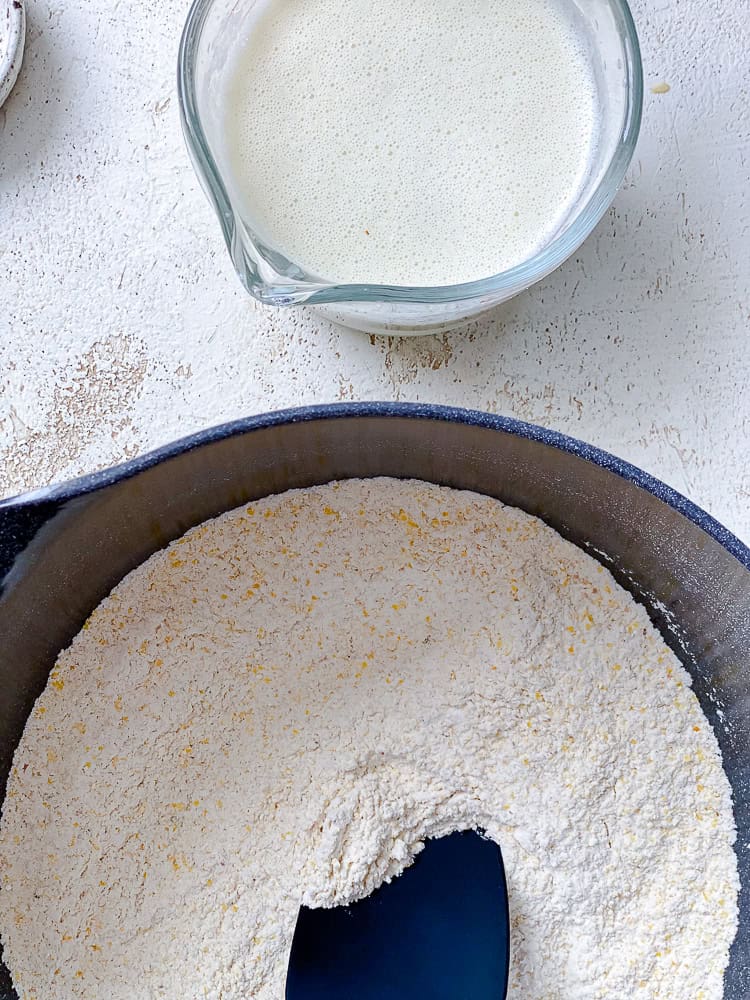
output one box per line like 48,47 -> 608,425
0,0 -> 748,543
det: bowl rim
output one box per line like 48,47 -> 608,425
176,0 -> 645,306
0,0 -> 25,111
2,402 -> 748,572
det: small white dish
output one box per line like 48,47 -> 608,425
0,0 -> 25,110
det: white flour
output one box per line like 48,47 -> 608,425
0,479 -> 739,999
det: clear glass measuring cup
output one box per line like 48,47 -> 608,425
178,0 -> 643,335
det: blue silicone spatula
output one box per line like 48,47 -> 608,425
285,830 -> 510,1000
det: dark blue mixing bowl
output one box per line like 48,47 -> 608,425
0,403 -> 747,997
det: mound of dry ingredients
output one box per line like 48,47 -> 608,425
0,479 -> 739,999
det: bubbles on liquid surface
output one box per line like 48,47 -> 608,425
221,0 -> 600,286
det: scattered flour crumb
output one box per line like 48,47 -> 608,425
0,479 -> 739,999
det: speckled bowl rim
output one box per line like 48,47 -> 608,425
0,0 -> 25,110
2,402 -> 749,574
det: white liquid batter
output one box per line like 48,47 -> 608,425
221,0 -> 600,286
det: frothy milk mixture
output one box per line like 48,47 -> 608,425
221,0 -> 600,286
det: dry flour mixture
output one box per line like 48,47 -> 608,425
0,479 -> 739,999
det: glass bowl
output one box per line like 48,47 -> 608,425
178,0 -> 643,336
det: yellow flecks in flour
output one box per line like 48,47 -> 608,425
0,479 -> 738,1000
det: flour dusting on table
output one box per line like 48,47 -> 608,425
0,479 -> 739,999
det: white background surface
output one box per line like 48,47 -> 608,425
0,0 -> 748,541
